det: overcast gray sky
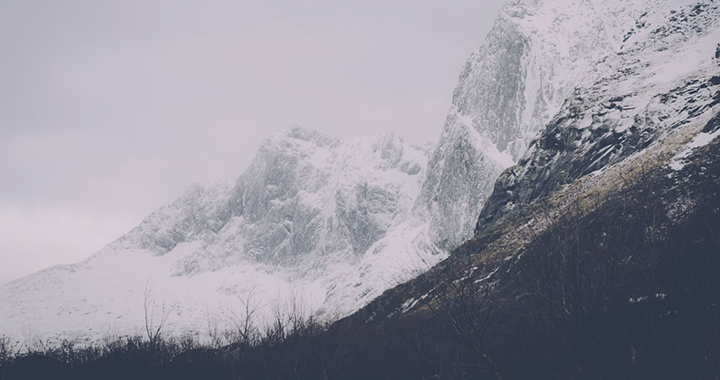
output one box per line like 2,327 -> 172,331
0,0 -> 504,284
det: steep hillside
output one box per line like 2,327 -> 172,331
384,0 -> 720,324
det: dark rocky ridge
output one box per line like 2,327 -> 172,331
477,0 -> 720,233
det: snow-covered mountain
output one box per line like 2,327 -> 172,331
0,127 -> 441,340
415,0 -> 666,249
478,0 -> 720,230
3,0 -> 716,343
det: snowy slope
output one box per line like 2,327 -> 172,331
0,126 -> 438,340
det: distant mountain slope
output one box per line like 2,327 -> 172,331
0,127 -> 439,340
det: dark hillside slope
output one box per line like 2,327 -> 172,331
344,120 -> 720,379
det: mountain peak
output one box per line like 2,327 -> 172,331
271,124 -> 339,148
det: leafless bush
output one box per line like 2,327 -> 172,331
221,282 -> 262,346
0,335 -> 19,366
144,279 -> 175,346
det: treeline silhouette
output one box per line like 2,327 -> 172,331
2,142 -> 719,380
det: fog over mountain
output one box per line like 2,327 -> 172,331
0,0 -> 505,285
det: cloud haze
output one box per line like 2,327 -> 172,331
0,0 -> 504,284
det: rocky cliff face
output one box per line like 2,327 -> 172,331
477,0 -> 720,231
416,0 -> 665,250
120,125 -> 429,272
